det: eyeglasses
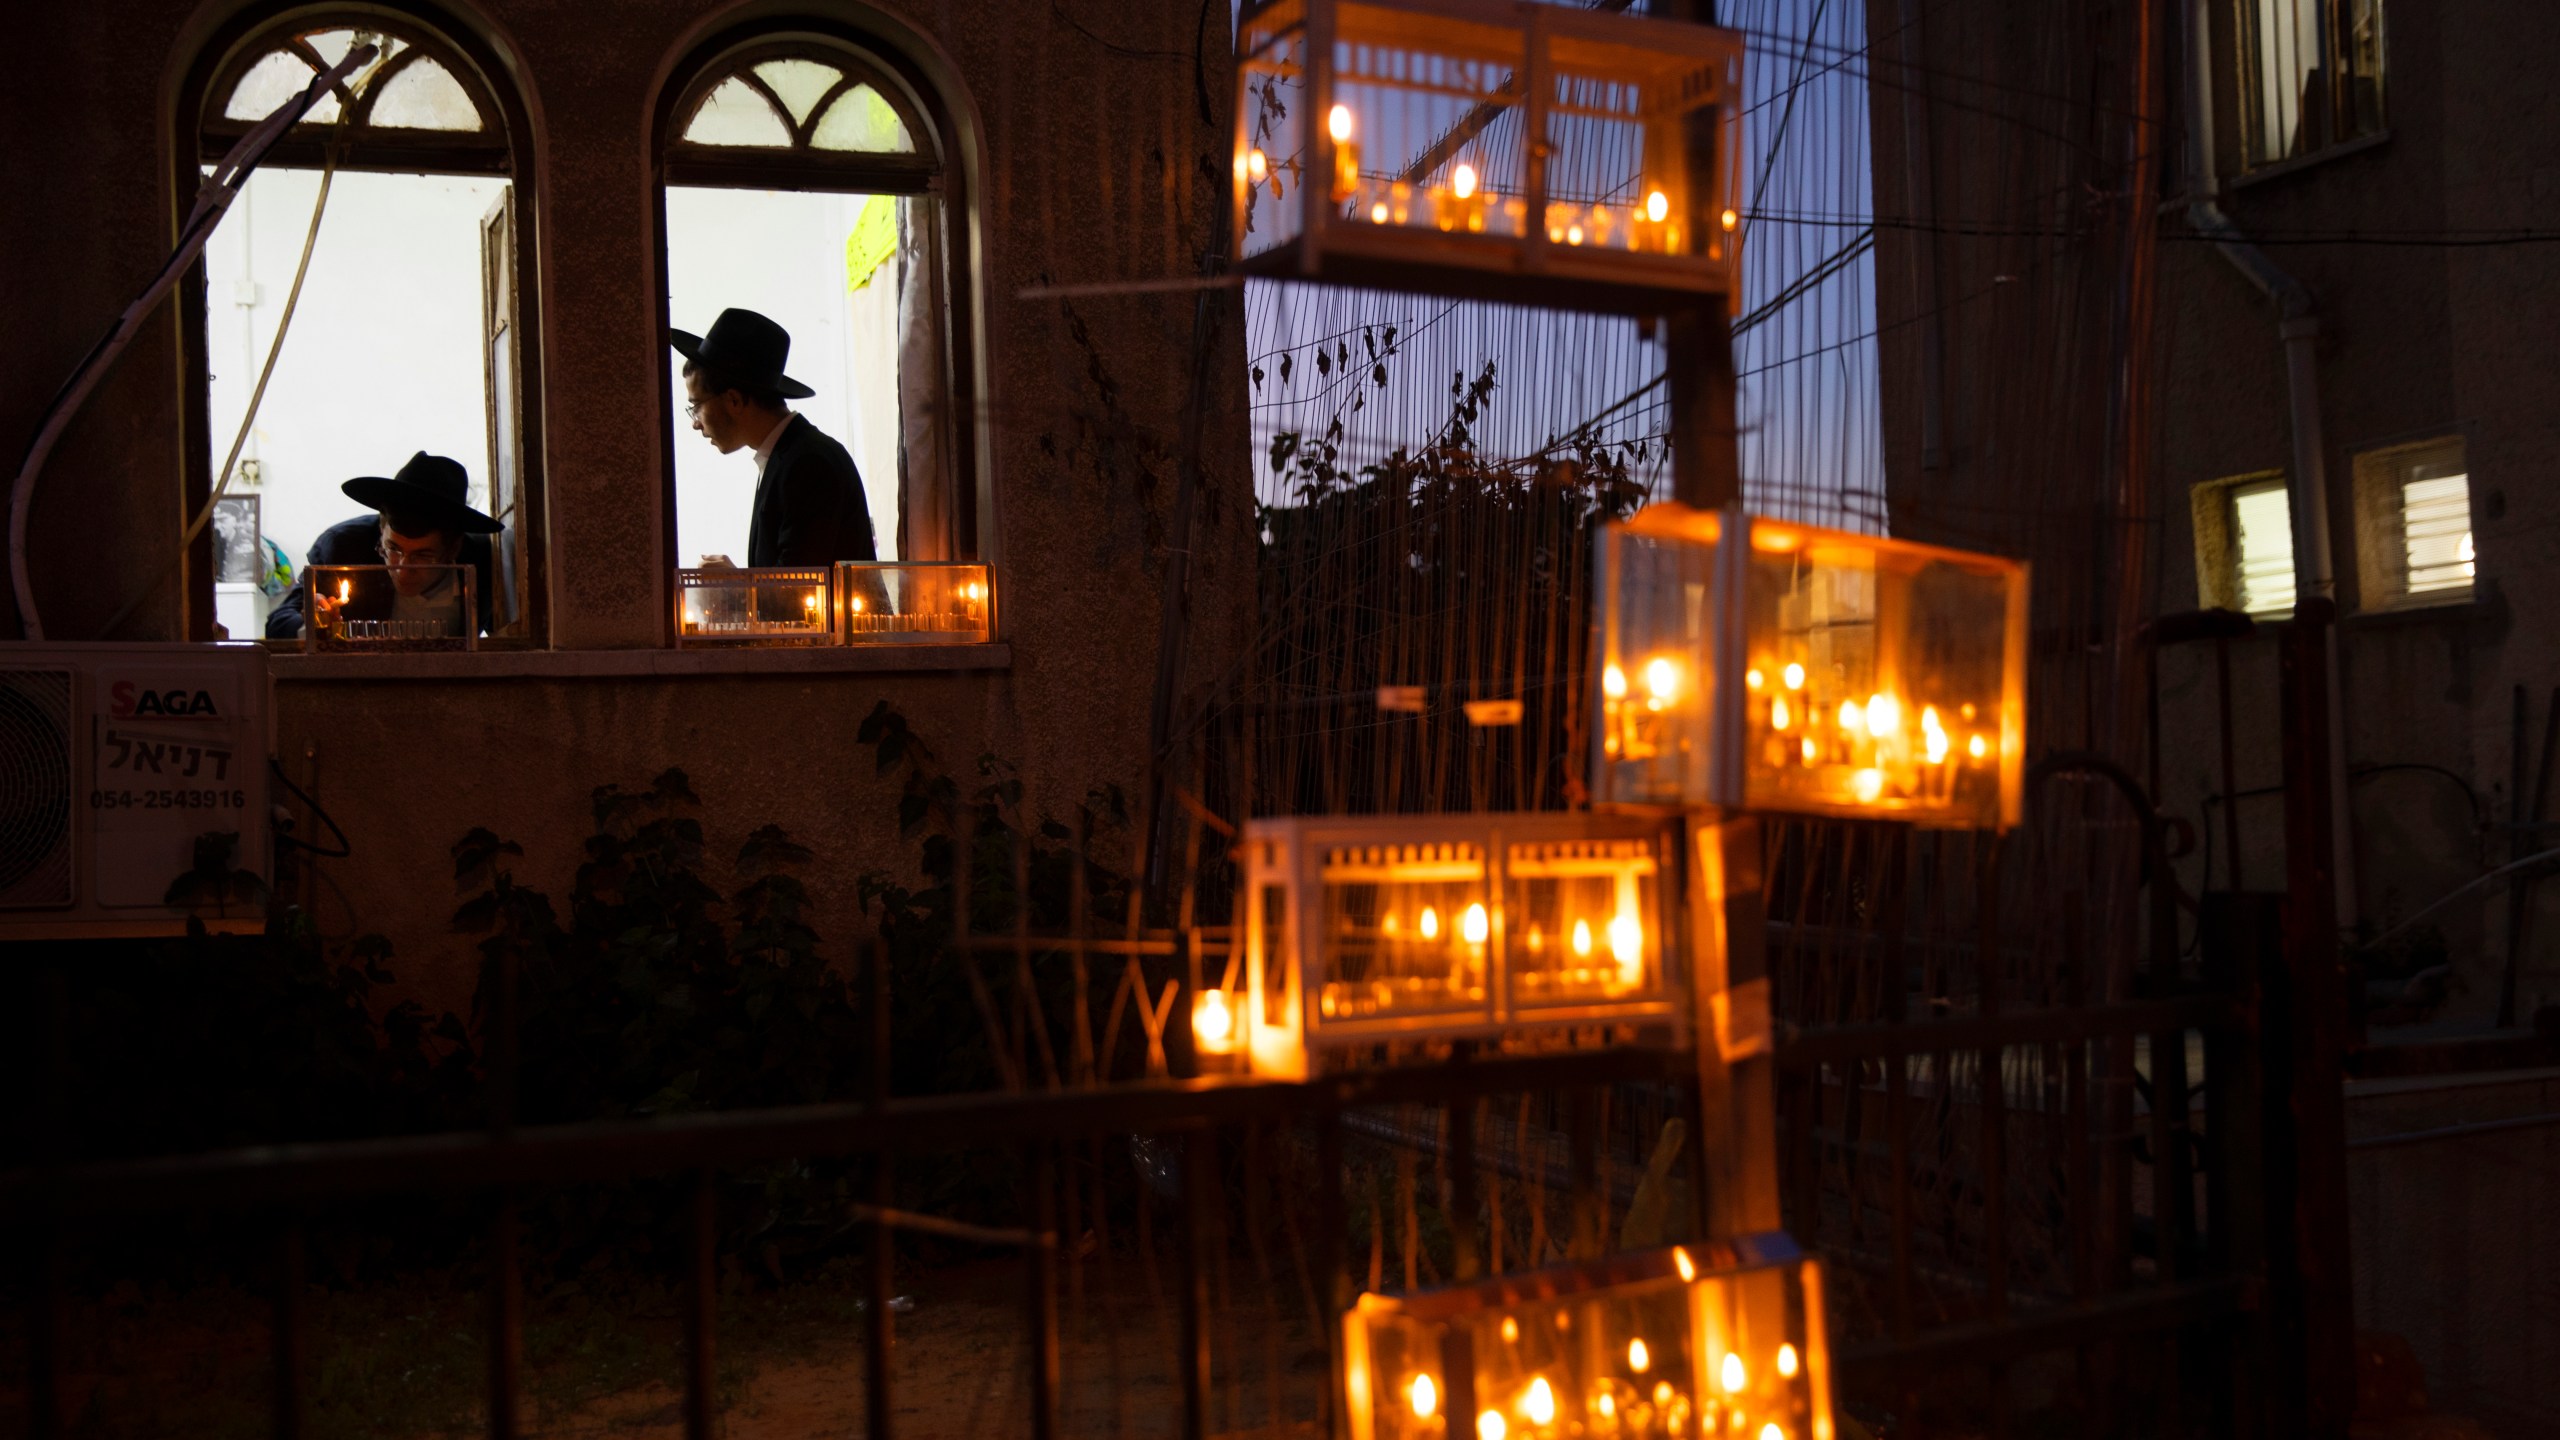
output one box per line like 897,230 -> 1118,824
685,399 -> 710,420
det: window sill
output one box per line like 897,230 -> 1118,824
2344,596 -> 2494,631
270,643 -> 1011,681
2229,129 -> 2392,191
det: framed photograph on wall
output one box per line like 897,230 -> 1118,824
212,494 -> 262,584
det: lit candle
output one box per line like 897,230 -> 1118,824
1328,104 -> 1358,202
1478,1410 -> 1507,1440
1191,988 -> 1235,1053
1419,906 -> 1441,941
1643,657 -> 1679,704
1410,1373 -> 1439,1419
1969,733 -> 1990,761
1523,1377 -> 1556,1425
1770,697 -> 1791,732
1852,768 -> 1885,803
1501,1316 -> 1519,1344
1837,699 -> 1863,733
1721,1353 -> 1746,1394
1602,664 -> 1629,699
1571,919 -> 1593,958
1784,662 -> 1806,690
1247,147 -> 1269,183
1673,1247 -> 1696,1282
1608,913 -> 1642,972
1865,693 -> 1900,738
1722,208 -> 1740,232
1628,1338 -> 1651,1373
1462,902 -> 1490,945
1775,1343 -> 1799,1379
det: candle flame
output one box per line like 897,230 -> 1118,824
1571,919 -> 1593,957
1419,906 -> 1440,941
1602,663 -> 1628,699
1608,913 -> 1642,968
1371,201 -> 1390,224
1722,207 -> 1740,231
1762,1426 -> 1787,1440
1644,656 -> 1679,701
1598,1393 -> 1616,1419
1969,733 -> 1989,760
1852,768 -> 1886,803
1771,697 -> 1791,732
1247,148 -> 1269,182
1566,224 -> 1585,245
1477,1409 -> 1506,1440
1866,693 -> 1900,737
1646,188 -> 1669,223
1783,662 -> 1806,690
1776,1343 -> 1800,1378
1837,700 -> 1862,732
1721,1352 -> 1747,1393
852,596 -> 865,612
1523,1377 -> 1555,1425
1452,162 -> 1479,200
1673,1247 -> 1696,1281
1653,1381 -> 1673,1406
1628,1338 -> 1651,1373
1501,1317 -> 1519,1343
1410,1373 -> 1438,1419
1328,104 -> 1352,143
1462,902 -> 1490,945
1746,667 -> 1764,691
1193,989 -> 1232,1047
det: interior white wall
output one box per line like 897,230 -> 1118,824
202,169 -> 507,566
664,186 -> 903,564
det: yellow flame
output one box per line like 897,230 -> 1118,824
1523,1377 -> 1556,1425
1452,162 -> 1479,200
1837,700 -> 1863,732
1852,768 -> 1885,803
1969,733 -> 1989,760
1646,189 -> 1670,223
1462,902 -> 1490,945
1371,202 -> 1390,224
1247,148 -> 1269,182
1673,1247 -> 1696,1282
1597,1393 -> 1617,1419
1865,693 -> 1900,737
1603,663 -> 1629,699
1776,1343 -> 1800,1379
1571,919 -> 1593,957
1746,667 -> 1764,691
1419,906 -> 1440,941
1193,990 -> 1232,1046
1567,224 -> 1585,245
337,580 -> 350,603
1644,656 -> 1679,701
1721,207 -> 1739,231
1628,1338 -> 1651,1373
1501,1317 -> 1519,1343
1784,662 -> 1806,690
1801,737 -> 1817,761
1762,1426 -> 1787,1440
1771,697 -> 1791,732
1721,1352 -> 1747,1393
1653,1381 -> 1673,1406
852,596 -> 865,613
1477,1409 -> 1507,1440
1328,104 -> 1352,143
1410,1373 -> 1439,1419
1609,914 -> 1643,968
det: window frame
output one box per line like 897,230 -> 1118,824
2350,432 -> 2475,614
2236,0 -> 2388,173
2190,469 -> 2298,618
173,1 -> 546,645
650,23 -> 986,647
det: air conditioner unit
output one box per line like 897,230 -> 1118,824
0,642 -> 272,939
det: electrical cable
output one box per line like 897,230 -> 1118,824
268,756 -> 352,859
6,42 -> 376,640
96,104 -> 355,641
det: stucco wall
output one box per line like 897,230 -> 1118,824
3,0 -> 1256,1007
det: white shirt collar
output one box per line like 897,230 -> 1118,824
752,409 -> 796,475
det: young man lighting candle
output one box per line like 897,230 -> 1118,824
265,451 -> 499,640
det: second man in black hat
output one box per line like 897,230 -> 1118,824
673,308 -> 877,569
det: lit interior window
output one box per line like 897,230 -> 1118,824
2400,469 -> 2473,597
2230,479 -> 2297,616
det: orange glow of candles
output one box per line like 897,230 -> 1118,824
1419,906 -> 1440,941
1776,1343 -> 1800,1379
1410,1373 -> 1439,1419
1522,1377 -> 1555,1426
1462,902 -> 1490,945
1720,1352 -> 1746,1393
1627,1338 -> 1650,1373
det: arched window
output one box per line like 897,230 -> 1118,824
181,8 -> 540,642
656,32 -> 976,591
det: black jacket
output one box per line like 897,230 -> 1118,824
266,516 -> 499,639
748,414 -> 877,568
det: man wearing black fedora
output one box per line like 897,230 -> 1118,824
265,452 -> 502,639
673,308 -> 876,569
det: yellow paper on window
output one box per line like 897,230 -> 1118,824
845,195 -> 898,292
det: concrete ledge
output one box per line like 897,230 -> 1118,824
271,643 -> 1011,681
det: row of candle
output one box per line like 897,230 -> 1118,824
1396,1338 -> 1807,1439
843,609 -> 988,634
1740,660 -> 1990,808
327,617 -> 462,643
1240,105 -> 1732,254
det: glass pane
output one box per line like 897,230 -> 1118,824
683,75 -> 791,146
370,57 -> 482,131
811,84 -> 914,152
224,50 -> 315,121
2232,480 -> 2297,616
1316,843 -> 1489,1022
2401,472 -> 2472,596
303,28 -> 362,73
752,59 -> 842,126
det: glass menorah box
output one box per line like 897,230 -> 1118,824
1343,1234 -> 1835,1440
1592,504 -> 2028,830
1235,0 -> 1744,312
300,565 -> 476,653
1227,811 -> 1685,1079
833,562 -> 993,644
673,567 -> 834,648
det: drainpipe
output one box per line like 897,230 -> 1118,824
2182,0 -> 2359,924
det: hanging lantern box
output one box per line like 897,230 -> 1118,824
1343,1234 -> 1835,1440
1591,504 -> 2029,830
834,561 -> 994,644
1234,0 -> 1745,313
673,566 -> 834,648
1221,811 -> 1687,1080
301,565 -> 477,653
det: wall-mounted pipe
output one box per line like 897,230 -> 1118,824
2182,0 -> 2358,924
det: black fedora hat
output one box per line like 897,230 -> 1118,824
342,452 -> 502,535
669,308 -> 817,401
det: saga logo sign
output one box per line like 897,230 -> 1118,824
109,681 -> 225,719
